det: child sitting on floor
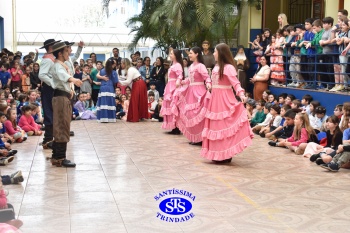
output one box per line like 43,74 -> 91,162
250,100 -> 266,127
74,93 -> 97,120
265,104 -> 291,140
252,102 -> 273,134
246,99 -> 257,122
151,97 -> 164,122
259,104 -> 282,137
18,105 -> 42,136
268,112 -> 318,154
4,108 -> 27,143
115,97 -> 125,120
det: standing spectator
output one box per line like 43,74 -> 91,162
201,40 -> 215,72
80,64 -> 92,94
30,63 -> 41,90
150,57 -> 166,97
111,48 -> 122,66
300,18 -> 315,89
278,13 -> 289,30
0,64 -> 11,89
89,53 -> 97,68
139,56 -> 153,88
9,61 -> 22,90
21,67 -> 31,93
233,45 -> 250,91
250,56 -> 271,101
91,61 -> 103,105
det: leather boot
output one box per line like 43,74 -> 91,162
42,125 -> 53,149
51,142 -> 76,167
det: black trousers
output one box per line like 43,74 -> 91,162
41,83 -> 54,143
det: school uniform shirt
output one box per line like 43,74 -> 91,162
51,62 -> 72,93
250,110 -> 266,125
271,115 -> 282,127
0,71 -> 11,86
147,89 -> 160,101
257,113 -> 272,126
326,130 -> 343,150
321,29 -> 333,54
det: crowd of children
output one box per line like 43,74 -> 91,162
250,9 -> 350,91
247,89 -> 350,172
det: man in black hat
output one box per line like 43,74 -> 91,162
50,42 -> 82,167
38,39 -> 61,149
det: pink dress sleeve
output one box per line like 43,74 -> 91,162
224,65 -> 244,96
174,63 -> 183,81
4,120 -> 18,136
198,64 -> 210,83
0,190 -> 7,208
288,128 -> 308,146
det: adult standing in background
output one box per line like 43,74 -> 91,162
90,53 -> 97,68
150,57 -> 166,97
202,41 -> 216,73
111,48 -> 122,67
278,13 -> 289,30
139,56 -> 153,88
119,58 -> 148,122
30,63 -> 41,90
233,45 -> 250,91
250,56 -> 271,101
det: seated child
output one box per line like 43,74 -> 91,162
72,107 -> 81,120
267,93 -> 276,104
301,94 -> 313,114
115,87 -> 122,100
18,105 -> 42,136
333,104 -> 343,120
267,112 -> 317,155
266,104 -> 292,140
291,99 -> 302,110
305,115 -> 343,161
148,91 -> 158,119
252,102 -> 273,134
85,92 -> 95,110
320,120 -> 350,171
148,82 -> 160,101
310,106 -> 328,133
3,108 -> 27,143
250,100 -> 266,127
246,99 -> 257,121
285,94 -> 295,106
151,97 -> 163,122
115,97 -> 125,120
259,104 -> 282,137
277,93 -> 288,107
74,93 -> 97,120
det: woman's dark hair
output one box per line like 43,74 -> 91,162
105,58 -> 115,76
90,53 -> 96,59
172,49 -> 184,78
6,108 -> 17,128
310,100 -> 321,116
287,94 -> 296,101
190,47 -> 204,64
255,56 -> 268,73
327,115 -> 341,146
156,57 -> 164,67
215,43 -> 235,79
270,34 -> 276,45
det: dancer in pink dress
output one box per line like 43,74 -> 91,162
201,43 -> 254,163
160,49 -> 184,134
176,47 -> 211,145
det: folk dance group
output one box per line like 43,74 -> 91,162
161,44 -> 254,163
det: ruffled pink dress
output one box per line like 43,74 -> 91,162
161,62 -> 183,130
176,62 -> 211,143
201,64 -> 254,161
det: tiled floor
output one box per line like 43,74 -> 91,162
3,120 -> 350,233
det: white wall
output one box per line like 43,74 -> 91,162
0,0 -> 14,51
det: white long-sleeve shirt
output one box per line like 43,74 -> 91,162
119,67 -> 141,87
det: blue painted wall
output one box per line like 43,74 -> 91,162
269,86 -> 350,116
83,54 -> 106,62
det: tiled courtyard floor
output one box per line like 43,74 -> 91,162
3,120 -> 350,233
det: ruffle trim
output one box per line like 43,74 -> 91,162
181,106 -> 207,128
205,101 -> 243,120
202,110 -> 251,140
161,121 -> 176,130
200,135 -> 253,161
160,107 -> 173,116
177,120 -> 202,143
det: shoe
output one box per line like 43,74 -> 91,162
287,82 -> 297,87
335,84 -> 345,92
259,132 -> 265,138
11,175 -> 24,184
27,131 -> 34,136
75,116 -> 82,120
168,128 -> 181,135
320,163 -> 329,170
0,156 -> 14,166
191,142 -> 202,146
328,162 -> 340,172
10,170 -> 22,178
268,141 -> 277,147
329,85 -> 339,92
296,82 -> 306,88
189,142 -> 194,145
310,153 -> 320,162
315,157 -> 326,165
40,126 -> 45,131
317,85 -> 327,90
212,158 -> 232,164
151,118 -> 159,122
7,150 -> 17,157
70,131 -> 74,136
51,158 -> 76,168
303,84 -> 316,89
42,141 -> 53,150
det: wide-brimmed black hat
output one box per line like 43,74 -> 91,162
51,42 -> 68,53
40,39 -> 61,49
64,41 -> 75,46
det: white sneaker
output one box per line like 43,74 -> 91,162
287,82 -> 297,87
151,118 -> 159,122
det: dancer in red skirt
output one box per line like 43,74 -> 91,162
119,58 -> 148,122
201,43 -> 254,163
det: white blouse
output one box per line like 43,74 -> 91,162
119,67 -> 142,86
